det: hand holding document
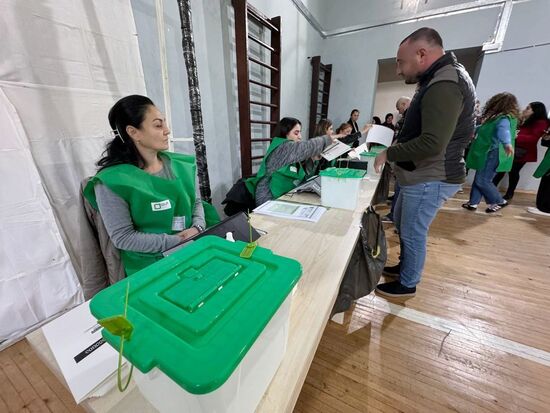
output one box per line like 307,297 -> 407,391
321,140 -> 352,161
365,125 -> 394,147
347,143 -> 368,159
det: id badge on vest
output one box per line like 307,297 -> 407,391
171,216 -> 186,231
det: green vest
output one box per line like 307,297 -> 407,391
245,137 -> 306,200
84,152 -> 196,275
534,148 -> 550,178
466,115 -> 518,172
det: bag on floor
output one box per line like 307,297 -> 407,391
331,206 -> 387,315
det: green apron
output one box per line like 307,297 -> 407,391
84,152 -> 196,275
245,137 -> 306,200
202,201 -> 221,226
466,115 -> 518,172
534,148 -> 550,178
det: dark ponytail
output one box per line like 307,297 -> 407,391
97,95 -> 154,171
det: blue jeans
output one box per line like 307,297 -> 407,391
469,148 -> 504,205
394,181 -> 460,288
389,180 -> 401,219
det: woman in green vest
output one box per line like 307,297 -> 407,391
463,92 -> 519,213
528,130 -> 550,216
84,95 -> 210,275
245,117 -> 339,206
307,119 -> 371,175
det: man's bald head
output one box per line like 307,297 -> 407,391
396,27 -> 445,84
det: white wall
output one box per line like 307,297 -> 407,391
131,0 -> 325,208
132,0 -> 549,196
322,6 -> 501,129
372,80 -> 416,125
247,0 -> 324,128
475,0 -> 550,191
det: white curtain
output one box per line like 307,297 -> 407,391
0,0 -> 146,346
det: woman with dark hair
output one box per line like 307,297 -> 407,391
381,113 -> 395,130
372,116 -> 382,125
528,127 -> 550,216
83,95 -> 209,275
463,92 -> 519,213
348,109 -> 360,133
493,101 -> 549,200
245,117 -> 337,205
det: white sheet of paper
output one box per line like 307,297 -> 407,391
366,125 -> 394,147
41,301 -> 122,403
254,200 -> 326,223
321,140 -> 352,161
347,143 -> 368,159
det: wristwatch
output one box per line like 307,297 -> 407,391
193,224 -> 205,233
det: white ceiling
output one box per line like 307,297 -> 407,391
299,0 -> 507,35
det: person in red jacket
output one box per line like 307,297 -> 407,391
493,101 -> 549,200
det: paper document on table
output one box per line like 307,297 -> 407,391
42,301 -> 124,403
366,125 -> 394,147
321,140 -> 352,161
254,200 -> 326,222
347,143 -> 368,159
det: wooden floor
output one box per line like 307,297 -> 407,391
295,190 -> 550,413
1,191 -> 549,413
0,339 -> 85,413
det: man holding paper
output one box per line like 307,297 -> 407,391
373,27 -> 476,297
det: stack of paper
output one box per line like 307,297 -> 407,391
254,200 -> 326,223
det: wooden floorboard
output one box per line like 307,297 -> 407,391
296,190 -> 550,412
0,191 -> 548,413
0,341 -> 85,413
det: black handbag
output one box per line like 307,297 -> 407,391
221,178 -> 256,216
331,206 -> 387,315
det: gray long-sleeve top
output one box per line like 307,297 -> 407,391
95,157 -> 205,253
255,135 -> 332,205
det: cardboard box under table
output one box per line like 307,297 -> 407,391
90,235 -> 302,413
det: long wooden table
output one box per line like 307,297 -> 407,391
27,177 -> 380,413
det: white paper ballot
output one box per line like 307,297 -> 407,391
42,301 -> 122,403
321,140 -> 352,161
366,125 -> 394,148
347,143 -> 368,159
254,200 -> 326,223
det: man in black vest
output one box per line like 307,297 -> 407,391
373,27 -> 476,297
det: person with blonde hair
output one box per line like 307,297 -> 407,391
463,92 -> 519,213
